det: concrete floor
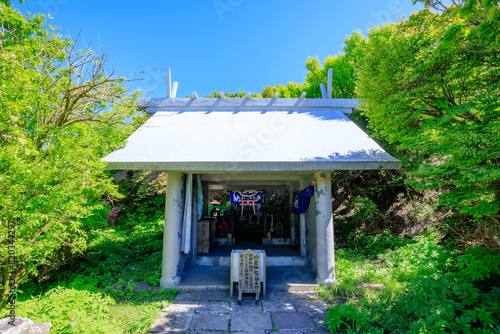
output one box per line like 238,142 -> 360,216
149,290 -> 331,333
177,265 -> 317,292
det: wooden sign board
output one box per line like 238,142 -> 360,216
238,249 -> 261,302
229,250 -> 266,299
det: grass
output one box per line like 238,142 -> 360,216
318,236 -> 422,333
2,287 -> 177,334
319,231 -> 500,334
109,289 -> 177,334
110,303 -> 157,333
3,217 -> 175,334
7,217 -> 499,334
317,246 -> 408,333
117,250 -> 162,284
318,247 -> 398,302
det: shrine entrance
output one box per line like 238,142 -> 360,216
199,188 -> 300,258
102,68 -> 401,289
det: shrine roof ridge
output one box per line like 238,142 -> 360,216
138,97 -> 358,114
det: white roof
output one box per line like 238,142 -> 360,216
102,98 -> 401,172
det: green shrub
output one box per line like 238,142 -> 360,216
146,266 -> 162,287
455,246 -> 500,285
121,303 -> 162,334
343,229 -> 416,258
16,217 -> 165,305
328,278 -> 362,299
1,287 -> 119,333
325,304 -> 383,334
323,231 -> 500,334
394,245 -> 500,333
380,230 -> 451,281
108,289 -> 176,334
350,197 -> 382,223
399,275 -> 500,333
106,279 -> 136,301
110,170 -> 167,227
79,219 -> 163,284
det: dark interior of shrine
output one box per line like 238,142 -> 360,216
200,189 -> 300,256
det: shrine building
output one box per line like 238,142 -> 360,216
103,69 -> 401,289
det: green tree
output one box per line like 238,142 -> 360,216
261,82 -> 308,98
204,89 -> 262,98
0,5 -> 142,306
352,3 -> 500,223
304,52 -> 356,99
261,42 -> 357,100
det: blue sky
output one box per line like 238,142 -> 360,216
16,0 -> 423,98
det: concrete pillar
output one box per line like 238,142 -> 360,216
160,171 -> 184,289
314,171 -> 336,286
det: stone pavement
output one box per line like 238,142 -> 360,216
149,290 -> 332,334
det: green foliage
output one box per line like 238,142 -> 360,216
324,277 -> 362,299
304,52 -> 356,99
145,253 -> 162,287
343,229 -> 416,259
351,2 -> 500,220
0,287 -> 118,333
262,81 -> 309,98
8,214 -> 176,334
0,284 -> 177,334
0,5 -> 144,306
81,219 -> 164,284
109,170 -> 167,227
394,244 -> 500,333
108,289 -> 176,334
456,247 -> 500,283
109,289 -> 176,334
334,248 -> 394,285
324,232 -> 500,333
119,302 -> 162,334
14,218 -> 165,300
325,304 -> 383,334
324,245 -> 408,333
400,276 -> 500,333
330,169 -> 409,243
348,197 -> 382,226
204,89 -> 262,98
261,50 -> 356,99
106,279 -> 136,300
380,230 -> 451,281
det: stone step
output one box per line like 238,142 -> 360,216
175,282 -> 317,292
194,256 -> 307,266
177,265 -> 317,292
